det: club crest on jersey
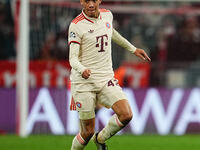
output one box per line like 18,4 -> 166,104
88,29 -> 94,33
70,32 -> 76,38
106,22 -> 111,29
76,102 -> 82,108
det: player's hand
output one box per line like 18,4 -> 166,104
82,69 -> 91,79
133,48 -> 151,62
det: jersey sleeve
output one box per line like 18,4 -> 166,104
68,23 -> 82,45
69,43 -> 86,74
112,28 -> 136,53
109,11 -> 113,22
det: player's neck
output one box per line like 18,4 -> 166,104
94,10 -> 100,18
83,9 -> 100,19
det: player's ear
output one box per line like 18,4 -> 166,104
80,0 -> 83,6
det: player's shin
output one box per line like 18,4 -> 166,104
97,114 -> 124,143
71,133 -> 87,150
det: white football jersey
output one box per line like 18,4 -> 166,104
68,9 -> 114,83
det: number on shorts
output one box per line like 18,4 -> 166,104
108,80 -> 114,87
113,79 -> 119,86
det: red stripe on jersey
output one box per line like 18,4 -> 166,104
68,41 -> 80,45
72,14 -> 84,24
100,8 -> 110,12
72,13 -> 83,22
83,16 -> 94,23
72,12 -> 95,24
74,16 -> 84,24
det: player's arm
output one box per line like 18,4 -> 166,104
112,28 -> 151,61
69,43 -> 91,79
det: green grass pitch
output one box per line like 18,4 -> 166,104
0,134 -> 200,150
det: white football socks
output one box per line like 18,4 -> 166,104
97,114 -> 124,143
71,133 -> 86,150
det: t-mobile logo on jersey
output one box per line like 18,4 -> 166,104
96,34 -> 108,52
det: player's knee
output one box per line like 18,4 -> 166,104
82,129 -> 95,140
120,112 -> 133,125
124,112 -> 133,123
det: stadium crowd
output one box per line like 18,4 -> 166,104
0,1 -> 15,60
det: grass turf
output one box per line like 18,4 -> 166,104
0,134 -> 200,150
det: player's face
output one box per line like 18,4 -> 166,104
80,0 -> 102,18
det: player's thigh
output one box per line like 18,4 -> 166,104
72,84 -> 96,120
97,79 -> 127,108
80,118 -> 95,132
112,99 -> 132,117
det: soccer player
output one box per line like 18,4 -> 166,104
68,0 -> 151,150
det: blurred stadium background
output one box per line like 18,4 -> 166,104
0,0 -> 200,150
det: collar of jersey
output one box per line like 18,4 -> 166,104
82,10 -> 102,23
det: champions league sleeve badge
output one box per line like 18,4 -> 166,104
70,32 -> 76,38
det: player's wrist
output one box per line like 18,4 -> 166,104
80,67 -> 87,74
128,46 -> 136,54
